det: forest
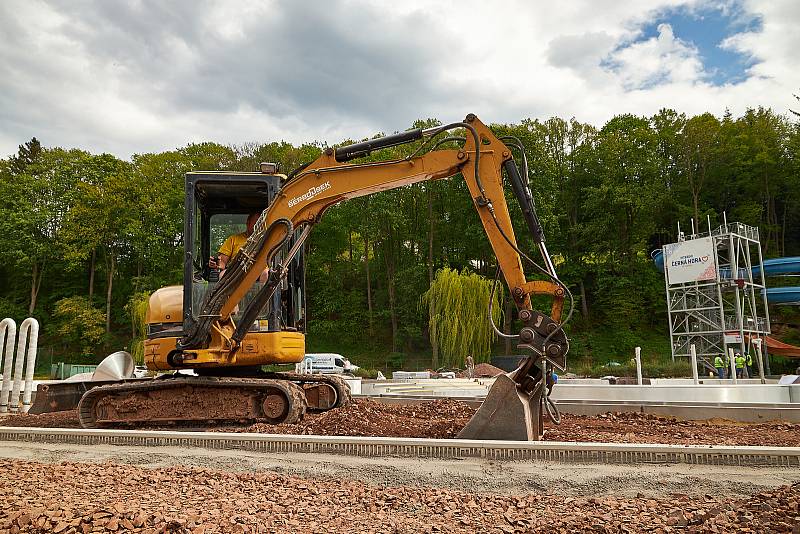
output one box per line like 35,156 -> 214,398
1,107 -> 798,375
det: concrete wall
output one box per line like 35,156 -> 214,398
550,384 -> 797,404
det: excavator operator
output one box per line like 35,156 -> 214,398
209,213 -> 268,282
210,212 -> 258,273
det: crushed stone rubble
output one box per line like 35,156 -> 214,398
0,460 -> 797,533
542,411 -> 800,447
230,398 -> 474,438
3,399 -> 800,446
0,409 -> 82,429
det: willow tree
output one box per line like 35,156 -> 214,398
125,292 -> 150,364
421,267 -> 503,367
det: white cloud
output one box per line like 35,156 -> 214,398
0,0 -> 796,158
604,23 -> 705,89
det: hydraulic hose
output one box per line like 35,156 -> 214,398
488,266 -> 518,340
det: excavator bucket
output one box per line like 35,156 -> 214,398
457,371 -> 543,441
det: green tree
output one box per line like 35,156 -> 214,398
421,267 -> 503,366
678,112 -> 721,224
8,138 -> 41,175
125,292 -> 150,364
0,147 -> 86,313
53,296 -> 105,355
128,150 -> 190,289
60,155 -> 132,331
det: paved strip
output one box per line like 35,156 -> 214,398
1,426 -> 798,467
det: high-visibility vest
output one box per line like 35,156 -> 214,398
714,356 -> 724,368
746,354 -> 753,366
735,356 -> 745,368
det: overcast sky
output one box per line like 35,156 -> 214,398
1,0 -> 797,158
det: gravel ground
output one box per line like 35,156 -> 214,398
3,441 -> 798,499
0,459 -> 797,533
3,399 -> 800,446
543,411 -> 800,447
1,409 -> 83,429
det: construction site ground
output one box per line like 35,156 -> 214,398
2,399 -> 799,532
3,398 -> 800,447
0,442 -> 798,533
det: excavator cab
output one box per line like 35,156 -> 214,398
182,171 -> 306,337
142,169 -> 311,373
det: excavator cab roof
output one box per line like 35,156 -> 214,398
186,171 -> 283,214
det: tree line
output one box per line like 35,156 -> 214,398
0,107 -> 798,371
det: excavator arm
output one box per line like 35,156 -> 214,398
178,114 -> 571,439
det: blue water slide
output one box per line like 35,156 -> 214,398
652,249 -> 665,273
753,257 -> 800,277
766,287 -> 800,305
651,250 -> 800,305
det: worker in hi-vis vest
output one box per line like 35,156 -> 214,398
714,354 -> 725,379
735,352 -> 745,379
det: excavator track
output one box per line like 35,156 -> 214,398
77,376 -> 307,429
263,372 -> 352,412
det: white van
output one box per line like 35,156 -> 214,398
301,353 -> 359,375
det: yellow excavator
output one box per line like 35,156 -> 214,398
42,114 -> 571,440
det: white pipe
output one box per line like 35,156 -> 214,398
689,344 -> 699,385
19,318 -> 39,413
0,318 -> 17,413
753,338 -> 766,385
728,347 -> 738,385
9,330 -> 26,413
634,346 -> 642,385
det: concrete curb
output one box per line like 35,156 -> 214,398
1,427 -> 798,467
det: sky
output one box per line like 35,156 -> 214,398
0,0 -> 797,158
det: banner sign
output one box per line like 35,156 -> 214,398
663,237 -> 716,285
724,332 -> 743,344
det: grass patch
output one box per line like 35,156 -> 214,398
570,358 -> 692,378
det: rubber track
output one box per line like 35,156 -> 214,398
264,372 -> 352,411
77,377 -> 307,429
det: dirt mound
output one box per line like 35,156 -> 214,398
0,400 -> 477,439
543,412 -> 800,447
0,410 -> 81,428
472,362 -> 505,377
225,398 -> 476,438
3,402 -> 800,447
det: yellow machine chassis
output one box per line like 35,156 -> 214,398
144,331 -> 305,371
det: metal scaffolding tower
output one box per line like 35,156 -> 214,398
663,220 -> 771,372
